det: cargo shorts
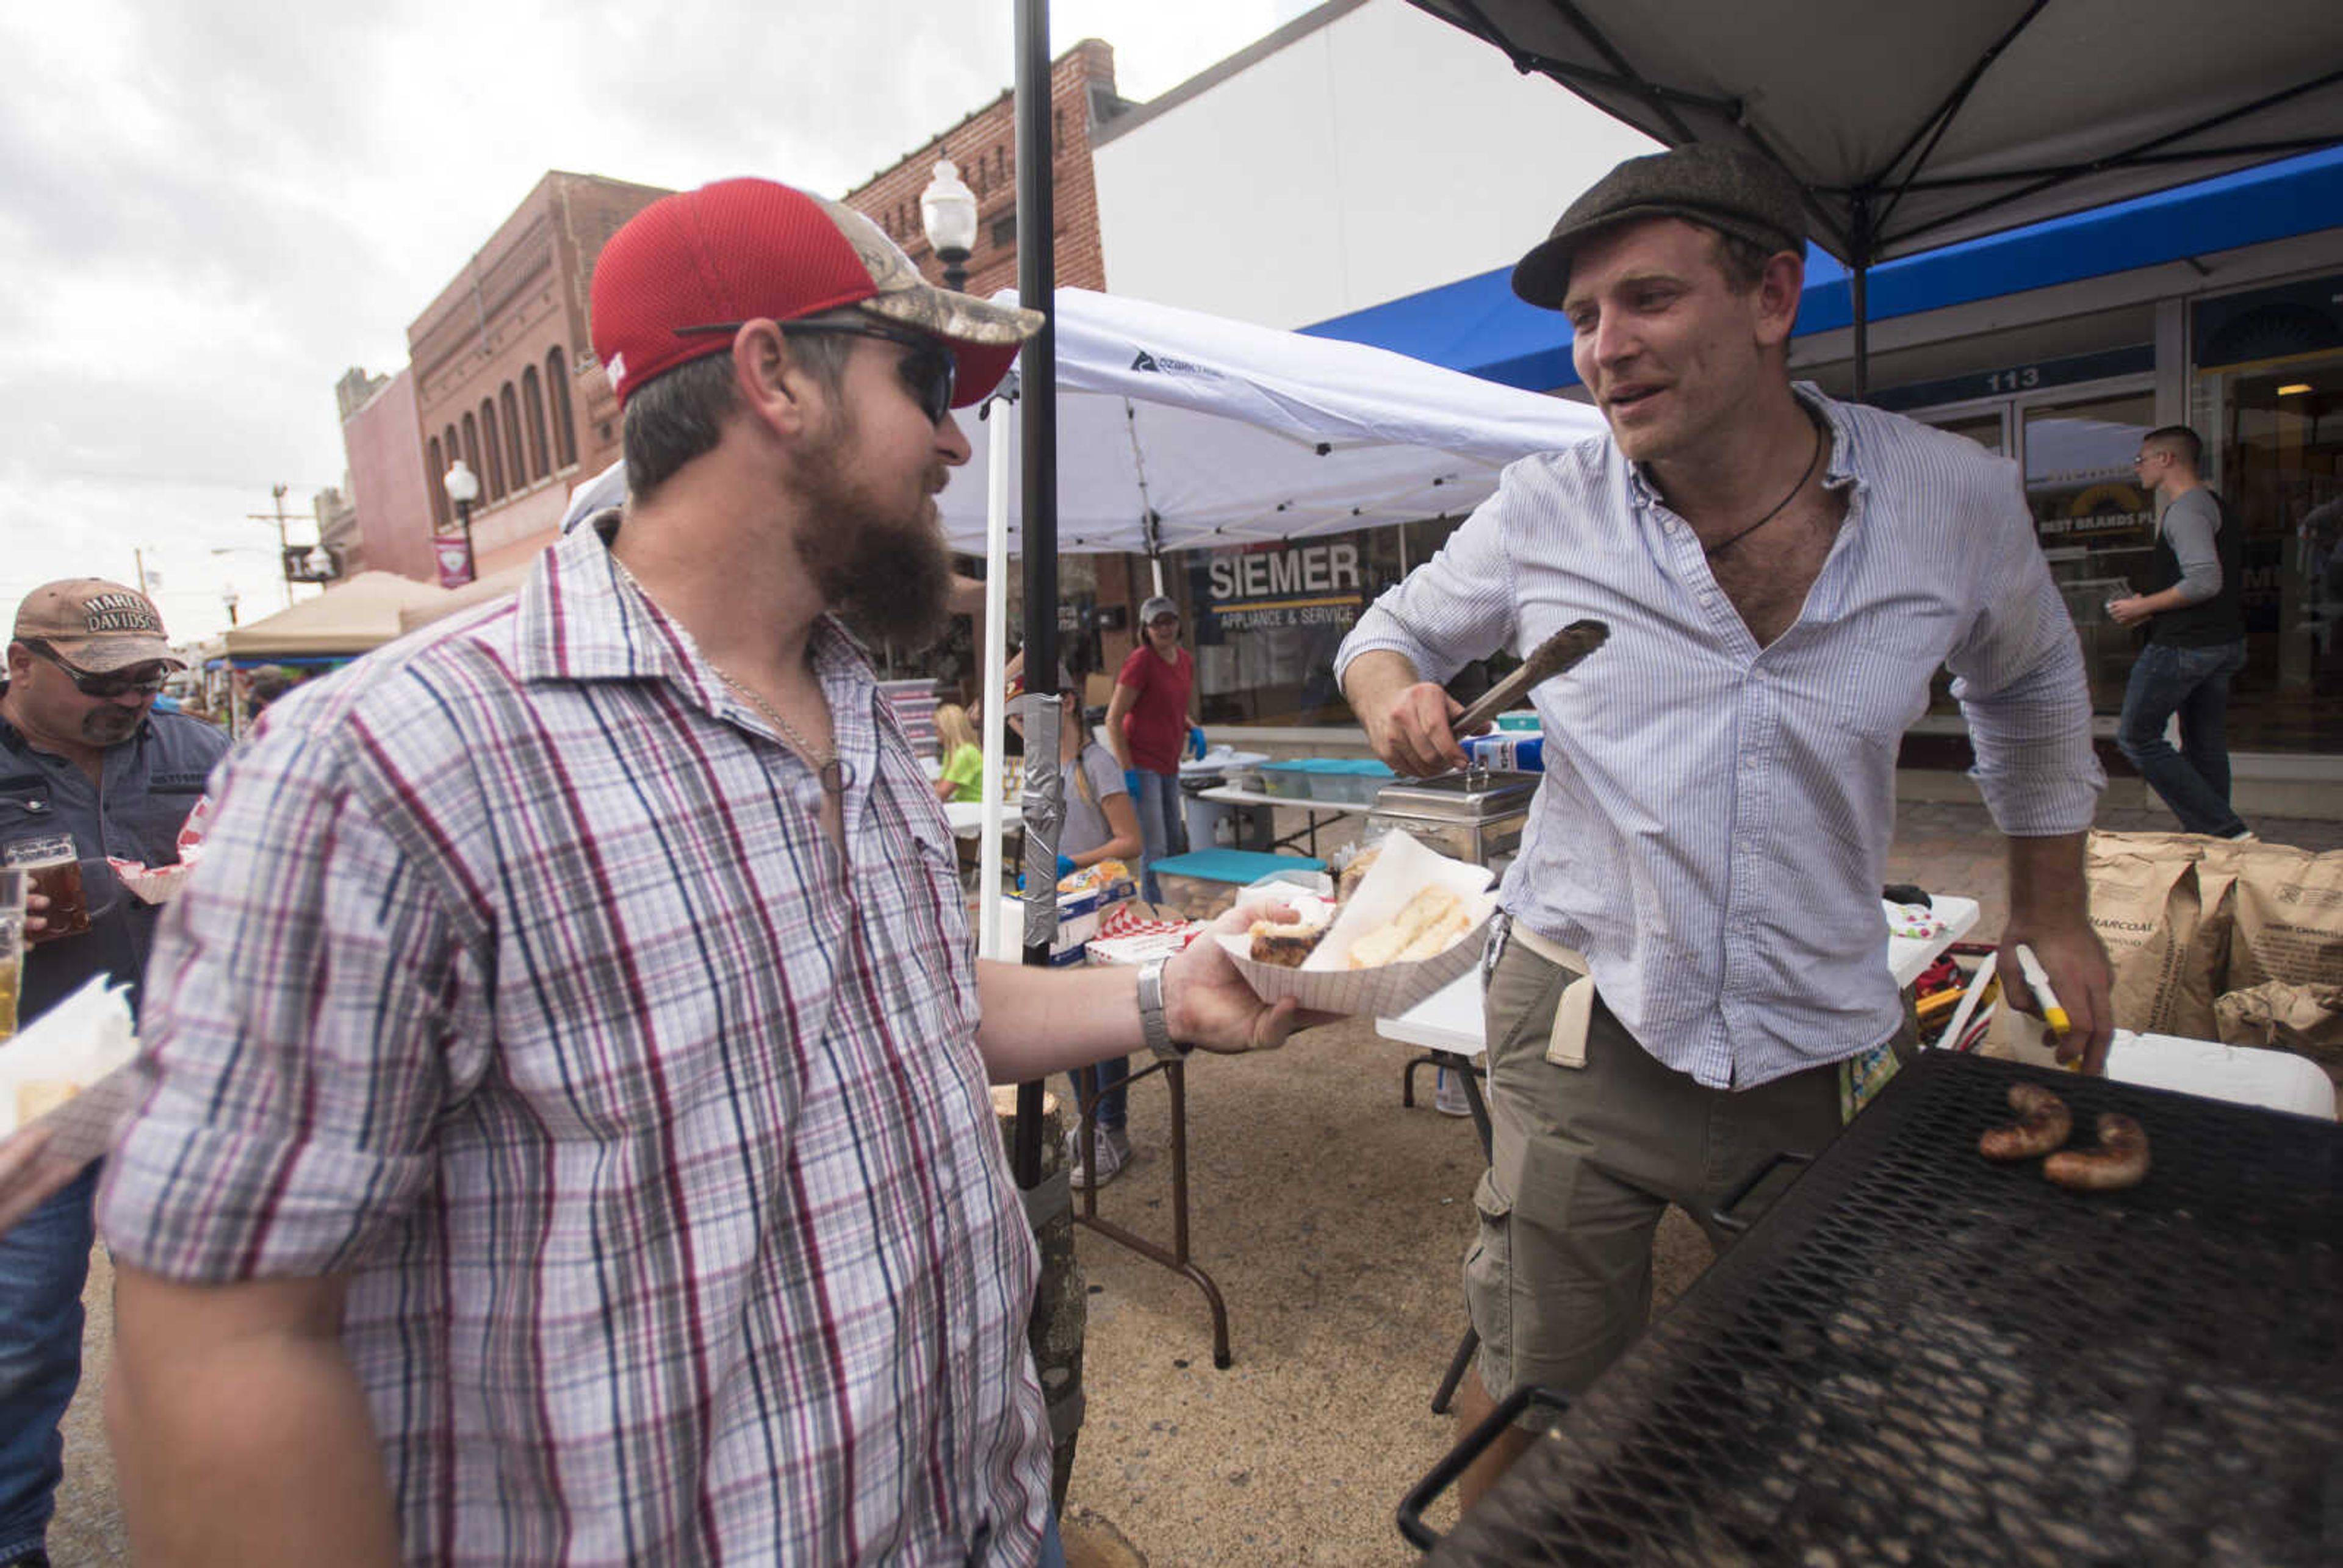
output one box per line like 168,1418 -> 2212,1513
1462,920 -> 1896,1404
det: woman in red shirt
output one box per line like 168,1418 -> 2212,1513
1103,595 -> 1201,904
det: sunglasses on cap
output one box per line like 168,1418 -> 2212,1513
676,315 -> 958,427
23,641 -> 169,698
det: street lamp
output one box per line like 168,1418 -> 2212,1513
920,157 -> 978,292
442,459 -> 481,584
220,589 -> 240,627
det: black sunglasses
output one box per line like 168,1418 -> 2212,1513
676,317 -> 958,426
24,641 -> 168,698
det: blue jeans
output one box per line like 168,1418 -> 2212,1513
1066,1055 -> 1130,1135
1132,768 -> 1185,904
1037,1511 -> 1067,1568
0,1163 -> 98,1562
2116,639 -> 2249,837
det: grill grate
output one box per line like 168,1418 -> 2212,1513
1426,1052 -> 2343,1567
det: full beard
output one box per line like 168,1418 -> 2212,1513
796,450 -> 954,650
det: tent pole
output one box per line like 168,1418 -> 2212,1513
1851,259 -> 1870,401
1849,193 -> 1872,401
978,393 -> 1014,962
1013,0 -> 1059,1193
1150,556 -> 1164,597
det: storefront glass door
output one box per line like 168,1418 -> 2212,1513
2199,351 -> 2343,752
2021,389 -> 2160,716
1918,381 -> 2158,717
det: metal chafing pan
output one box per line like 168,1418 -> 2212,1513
1367,769 -> 1540,868
1400,1051 -> 2343,1565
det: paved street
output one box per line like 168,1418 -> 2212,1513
43,799 -> 2343,1567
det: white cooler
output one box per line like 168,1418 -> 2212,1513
2006,1015 -> 2337,1119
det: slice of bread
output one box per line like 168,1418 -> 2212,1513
1398,905 -> 1473,962
1347,886 -> 1463,969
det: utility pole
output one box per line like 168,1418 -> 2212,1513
248,483 -> 298,608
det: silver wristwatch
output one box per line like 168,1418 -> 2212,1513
1136,957 -> 1189,1062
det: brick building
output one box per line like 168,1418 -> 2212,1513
843,37 -> 1121,300
406,171 -> 669,581
331,365 -> 436,581
842,38 -> 1150,682
340,43 -> 1140,650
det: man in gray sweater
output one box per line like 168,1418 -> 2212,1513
2109,425 -> 2252,839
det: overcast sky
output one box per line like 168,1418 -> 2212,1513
0,0 -> 1317,646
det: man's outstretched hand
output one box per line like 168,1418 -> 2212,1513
1164,905 -> 1341,1054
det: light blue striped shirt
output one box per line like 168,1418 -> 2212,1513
1338,386 -> 2102,1089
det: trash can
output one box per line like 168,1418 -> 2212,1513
1178,749 -> 1269,853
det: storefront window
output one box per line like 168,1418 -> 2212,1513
2198,353 -> 2343,752
1176,519 -> 1462,725
1934,410 -> 2007,457
2023,390 -> 2159,715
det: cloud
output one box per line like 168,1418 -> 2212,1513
0,0 -> 1309,641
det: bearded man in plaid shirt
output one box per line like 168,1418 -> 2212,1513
97,179 -> 1311,1567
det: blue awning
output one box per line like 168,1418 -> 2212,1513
1301,146 -> 2343,392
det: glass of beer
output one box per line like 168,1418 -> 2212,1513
0,871 -> 23,1041
4,835 -> 90,943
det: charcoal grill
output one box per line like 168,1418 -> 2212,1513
1400,1050 -> 2343,1566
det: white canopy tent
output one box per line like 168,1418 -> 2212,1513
941,286 -> 1605,559
955,287 -> 1605,952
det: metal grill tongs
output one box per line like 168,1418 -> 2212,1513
1450,619 -> 1607,784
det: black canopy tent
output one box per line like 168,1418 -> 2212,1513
1407,0 -> 2343,392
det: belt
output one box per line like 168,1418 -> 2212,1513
1506,921 -> 1598,1071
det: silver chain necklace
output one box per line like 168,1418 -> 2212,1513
708,665 -> 846,795
604,546 -> 846,794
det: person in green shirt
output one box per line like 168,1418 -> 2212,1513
933,702 -> 985,804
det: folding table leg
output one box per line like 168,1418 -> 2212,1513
1431,1326 -> 1480,1415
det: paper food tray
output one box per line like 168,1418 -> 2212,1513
1215,830 -> 1495,1016
1,975 -> 140,1163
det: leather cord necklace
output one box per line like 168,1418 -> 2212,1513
1699,416 -> 1826,559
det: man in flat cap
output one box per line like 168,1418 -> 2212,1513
1338,144 -> 2109,1503
0,579 -> 225,1568
100,177 -> 1311,1566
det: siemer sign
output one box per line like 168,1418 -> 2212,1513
1202,541 -> 1365,630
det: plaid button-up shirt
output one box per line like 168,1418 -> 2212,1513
100,519 -> 1050,1565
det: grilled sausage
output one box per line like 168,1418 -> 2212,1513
2044,1113 -> 2150,1192
1978,1084 -> 2072,1161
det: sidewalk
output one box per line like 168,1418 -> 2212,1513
1886,799 -> 2343,944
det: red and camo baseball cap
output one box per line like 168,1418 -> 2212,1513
591,177 -> 1041,410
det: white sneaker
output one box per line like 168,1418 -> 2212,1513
1067,1126 -> 1132,1189
1434,1068 -> 1474,1118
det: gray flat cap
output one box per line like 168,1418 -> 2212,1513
1513,143 -> 1809,308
